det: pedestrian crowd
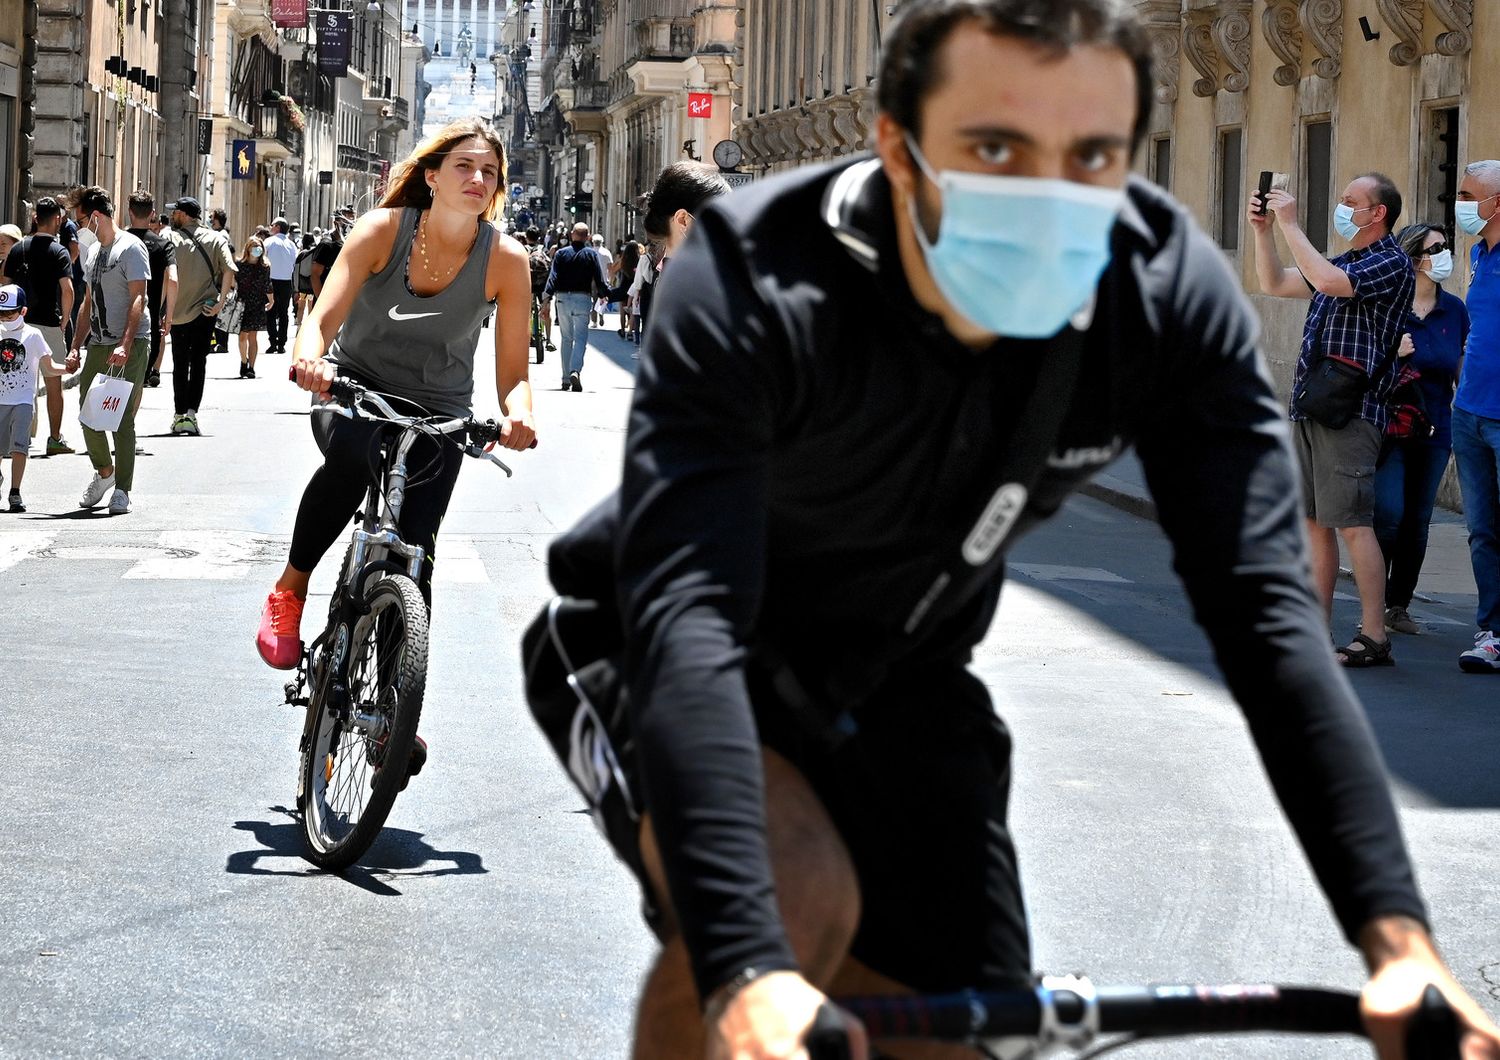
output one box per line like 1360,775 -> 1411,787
2,155 -> 1497,681
1253,160 -> 1500,674
0,187 -> 358,516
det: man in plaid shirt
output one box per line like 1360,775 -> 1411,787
1251,173 -> 1415,668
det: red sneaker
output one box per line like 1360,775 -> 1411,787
257,589 -> 306,670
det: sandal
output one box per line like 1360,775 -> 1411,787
1337,632 -> 1395,668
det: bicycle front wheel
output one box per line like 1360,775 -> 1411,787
300,574 -> 429,869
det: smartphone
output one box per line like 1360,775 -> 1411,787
1257,171 -> 1291,215
1257,171 -> 1274,216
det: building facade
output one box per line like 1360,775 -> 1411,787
1137,0 -> 1492,402
29,0 -> 174,212
734,0 -> 889,173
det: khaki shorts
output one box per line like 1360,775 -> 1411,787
1293,417 -> 1382,529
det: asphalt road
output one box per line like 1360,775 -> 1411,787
3,321 -> 1496,1058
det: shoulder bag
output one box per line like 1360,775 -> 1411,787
1293,339 -> 1401,431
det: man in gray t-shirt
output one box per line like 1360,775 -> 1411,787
70,186 -> 151,515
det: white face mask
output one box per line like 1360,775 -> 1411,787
0,315 -> 24,333
1424,248 -> 1454,282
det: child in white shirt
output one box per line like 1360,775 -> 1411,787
0,284 -> 69,511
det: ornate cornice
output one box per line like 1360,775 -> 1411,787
1299,0 -> 1342,80
1261,0 -> 1303,87
1376,0 -> 1424,66
1135,0 -> 1181,105
1182,10 -> 1220,97
1431,0 -> 1474,56
1213,1 -> 1252,93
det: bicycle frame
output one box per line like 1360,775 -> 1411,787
285,385 -> 512,763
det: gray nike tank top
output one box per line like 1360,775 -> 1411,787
326,207 -> 495,416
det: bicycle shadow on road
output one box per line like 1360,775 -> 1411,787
224,806 -> 489,896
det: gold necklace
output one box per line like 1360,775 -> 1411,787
417,213 -> 477,283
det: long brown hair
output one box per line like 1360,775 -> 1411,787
378,118 -> 508,221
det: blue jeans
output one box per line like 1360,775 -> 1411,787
1452,406 -> 1500,631
1374,441 -> 1450,608
554,293 -> 592,383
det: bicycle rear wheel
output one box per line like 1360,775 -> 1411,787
299,574 -> 429,869
531,302 -> 546,364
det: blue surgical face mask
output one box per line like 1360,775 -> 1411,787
250,246 -> 263,258
1333,202 -> 1376,241
1456,194 -> 1497,236
904,134 -> 1124,339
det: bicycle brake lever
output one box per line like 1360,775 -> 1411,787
1405,985 -> 1462,1060
466,444 -> 513,477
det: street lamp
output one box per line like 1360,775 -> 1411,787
258,89 -> 281,136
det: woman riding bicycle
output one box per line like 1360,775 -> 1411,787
257,118 -> 536,671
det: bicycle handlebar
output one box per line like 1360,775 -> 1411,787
806,980 -> 1461,1058
288,369 -> 536,456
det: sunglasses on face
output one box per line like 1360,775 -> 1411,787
1414,243 -> 1449,258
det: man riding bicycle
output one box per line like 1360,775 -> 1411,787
260,118 -> 536,772
528,2 -> 1500,1058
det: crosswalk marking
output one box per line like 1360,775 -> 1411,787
0,531 -> 56,573
0,529 -> 490,584
432,536 -> 487,584
1010,563 -> 1133,584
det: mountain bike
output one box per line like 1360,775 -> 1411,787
281,376 -> 517,869
805,978 -> 1461,1058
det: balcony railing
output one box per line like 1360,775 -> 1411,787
337,143 -> 382,174
252,105 -> 303,157
567,80 -> 609,110
629,18 -> 695,63
392,96 -> 409,124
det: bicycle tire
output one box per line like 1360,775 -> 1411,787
299,574 -> 429,870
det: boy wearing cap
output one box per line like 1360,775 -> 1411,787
0,285 -> 68,511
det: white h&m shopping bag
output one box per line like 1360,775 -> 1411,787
79,367 -> 133,432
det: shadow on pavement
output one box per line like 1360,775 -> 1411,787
585,320 -> 642,378
225,806 -> 489,896
1009,496 -> 1500,811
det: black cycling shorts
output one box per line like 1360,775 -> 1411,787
616,666 -> 1034,993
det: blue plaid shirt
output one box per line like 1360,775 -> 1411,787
1290,234 -> 1415,431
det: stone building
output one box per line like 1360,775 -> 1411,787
29,0 -> 176,212
733,0 -> 892,173
522,0 -> 737,241
1137,0 -> 1492,401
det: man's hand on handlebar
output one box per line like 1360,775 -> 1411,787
707,972 -> 867,1060
292,356 -> 336,396
1360,918 -> 1500,1060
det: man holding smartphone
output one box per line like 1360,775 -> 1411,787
1251,174 -> 1415,668
164,197 -> 235,437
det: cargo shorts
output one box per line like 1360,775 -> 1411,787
1293,417 -> 1383,529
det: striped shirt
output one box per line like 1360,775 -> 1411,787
1290,233 -> 1415,431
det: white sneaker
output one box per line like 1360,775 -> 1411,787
80,471 -> 116,509
108,489 -> 130,515
1458,630 -> 1500,674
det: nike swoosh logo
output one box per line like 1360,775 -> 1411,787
388,306 -> 442,321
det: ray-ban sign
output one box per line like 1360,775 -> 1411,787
688,93 -> 713,119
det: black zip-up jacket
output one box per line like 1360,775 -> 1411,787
547,156 -> 1428,1000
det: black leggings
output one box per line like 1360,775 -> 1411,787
288,412 -> 464,604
